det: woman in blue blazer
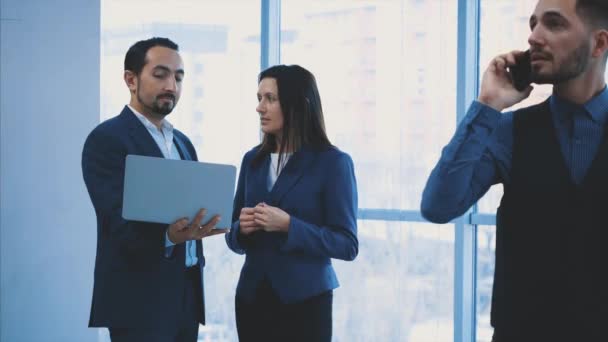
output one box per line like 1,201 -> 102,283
225,65 -> 358,342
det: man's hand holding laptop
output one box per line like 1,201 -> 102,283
168,208 -> 229,244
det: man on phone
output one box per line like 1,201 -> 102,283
82,37 -> 227,342
421,1 -> 608,341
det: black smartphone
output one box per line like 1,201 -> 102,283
509,50 -> 531,91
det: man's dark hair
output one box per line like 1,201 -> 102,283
576,0 -> 608,29
124,37 -> 179,75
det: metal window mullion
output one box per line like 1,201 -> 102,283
470,213 -> 496,226
455,0 -> 481,342
357,209 -> 427,222
261,0 -> 281,71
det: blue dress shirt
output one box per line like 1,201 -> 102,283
421,87 -> 608,223
129,105 -> 198,267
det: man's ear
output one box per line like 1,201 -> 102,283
124,70 -> 138,94
592,29 -> 608,58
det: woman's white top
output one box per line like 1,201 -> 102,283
268,153 -> 292,191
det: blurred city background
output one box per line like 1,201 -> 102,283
99,1 -> 551,341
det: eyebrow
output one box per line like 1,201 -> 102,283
153,65 -> 185,75
543,10 -> 567,21
257,92 -> 277,97
531,9 -> 567,24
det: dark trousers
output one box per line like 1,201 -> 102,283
109,266 -> 202,342
235,279 -> 333,342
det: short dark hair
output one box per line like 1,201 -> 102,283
576,0 -> 608,29
124,37 -> 179,75
253,65 -> 332,167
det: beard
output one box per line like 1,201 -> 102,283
531,40 -> 591,84
136,85 -> 176,116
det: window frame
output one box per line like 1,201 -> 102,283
261,1 -> 486,341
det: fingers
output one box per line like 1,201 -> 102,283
188,208 -> 207,230
240,219 -> 258,228
240,204 -> 275,233
253,204 -> 269,214
240,207 -> 257,224
254,202 -> 267,209
493,56 -> 507,70
498,50 -> 522,67
503,50 -> 520,66
240,210 -> 257,231
167,217 -> 191,244
254,212 -> 268,225
170,209 -> 228,242
489,50 -> 522,73
241,207 -> 255,215
170,217 -> 190,232
190,215 -> 221,240
201,215 -> 221,231
240,225 -> 261,235
240,209 -> 260,234
240,211 -> 256,221
253,205 -> 269,226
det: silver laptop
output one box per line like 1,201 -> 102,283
122,154 -> 236,229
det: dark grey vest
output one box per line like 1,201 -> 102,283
492,100 -> 608,341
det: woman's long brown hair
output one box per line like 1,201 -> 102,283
252,65 -> 332,170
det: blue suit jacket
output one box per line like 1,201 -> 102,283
225,145 -> 358,303
82,106 -> 205,329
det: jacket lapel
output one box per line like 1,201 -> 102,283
267,147 -> 317,206
173,134 -> 192,161
243,153 -> 270,206
122,106 -> 164,158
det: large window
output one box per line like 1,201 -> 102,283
100,0 -> 572,341
337,221 -> 454,341
101,1 -> 260,341
282,0 -> 458,211
281,1 -> 457,340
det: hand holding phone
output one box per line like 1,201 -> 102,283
479,50 -> 534,111
509,50 -> 531,92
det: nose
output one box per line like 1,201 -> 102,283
164,77 -> 178,93
527,25 -> 544,50
256,100 -> 264,114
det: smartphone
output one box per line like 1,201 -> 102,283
509,50 -> 531,91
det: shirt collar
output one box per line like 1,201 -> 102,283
584,86 -> 608,125
550,86 -> 608,125
127,104 -> 174,132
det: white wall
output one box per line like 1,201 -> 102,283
1,0 -> 100,340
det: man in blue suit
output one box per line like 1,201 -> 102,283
82,37 -> 226,342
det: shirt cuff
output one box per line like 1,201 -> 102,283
165,229 -> 175,248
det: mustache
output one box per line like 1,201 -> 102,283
156,93 -> 176,101
530,49 -> 552,60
